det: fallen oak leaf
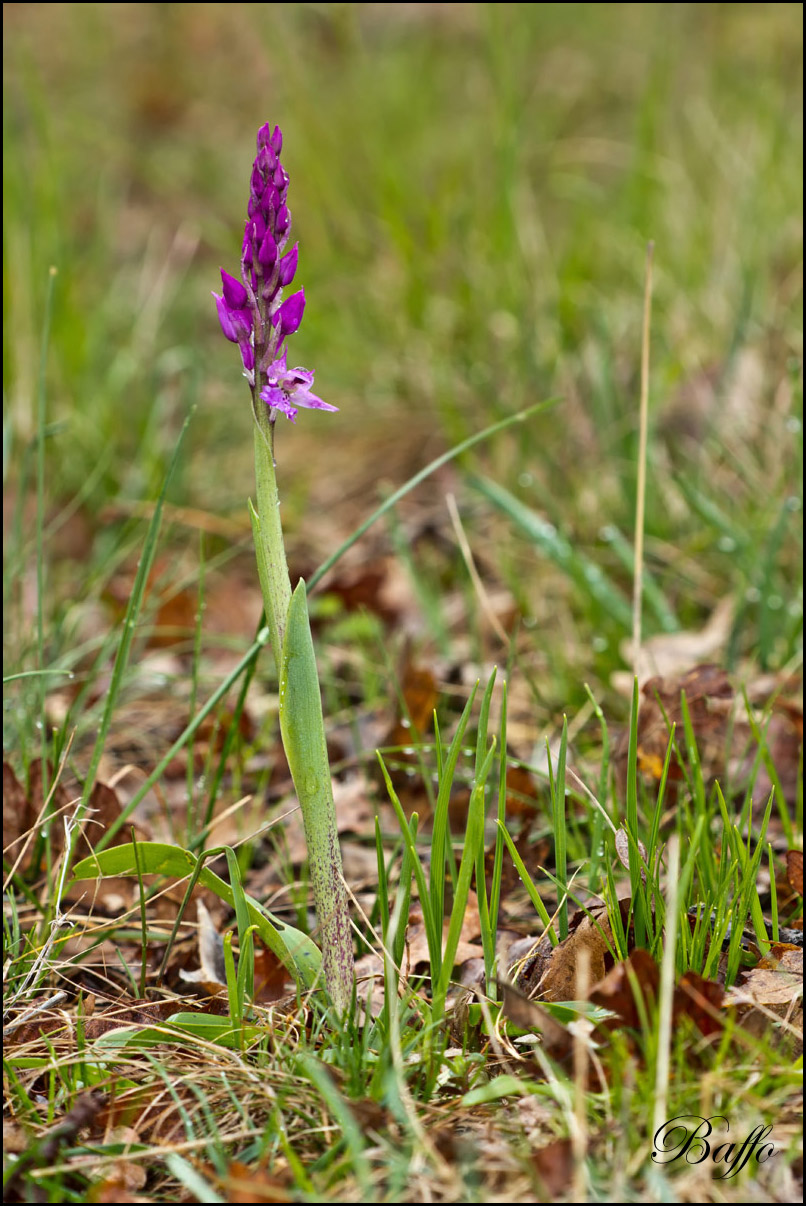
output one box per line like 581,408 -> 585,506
723,960 -> 803,1059
520,903 -> 626,1002
756,944 -> 803,975
725,953 -> 803,1020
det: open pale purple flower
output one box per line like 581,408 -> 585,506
214,121 -> 335,424
260,350 -> 338,423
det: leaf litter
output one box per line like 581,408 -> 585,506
5,548 -> 802,1201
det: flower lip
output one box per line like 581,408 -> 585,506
260,350 -> 338,423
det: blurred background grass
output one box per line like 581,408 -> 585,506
3,2 -> 802,710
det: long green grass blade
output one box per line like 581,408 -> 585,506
472,474 -> 633,630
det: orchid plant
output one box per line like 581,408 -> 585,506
213,122 -> 353,1014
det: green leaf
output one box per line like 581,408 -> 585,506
93,1011 -> 263,1053
71,842 -> 322,989
461,1074 -> 529,1105
279,579 -> 353,1014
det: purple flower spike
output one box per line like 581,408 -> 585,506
214,121 -> 336,423
260,350 -> 338,423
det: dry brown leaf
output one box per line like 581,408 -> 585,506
635,663 -> 734,785
617,663 -> 803,813
614,827 -> 647,883
588,947 -> 659,1030
85,1127 -> 147,1198
5,763 -> 149,879
504,762 -> 541,823
378,660 -> 441,816
4,1090 -> 106,1202
83,998 -> 183,1040
737,703 -> 803,813
532,1137 -> 575,1199
87,780 -> 152,845
353,950 -> 386,1017
529,910 -> 613,1003
2,1120 -> 28,1156
392,663 -> 440,739
757,945 -> 804,975
479,829 -> 551,904
673,971 -> 724,1037
27,759 -> 73,861
88,1177 -> 151,1203
331,775 -> 375,834
405,891 -> 484,971
787,850 -> 803,897
318,560 -> 400,626
613,597 -> 734,688
179,899 -> 227,989
405,923 -> 484,973
215,1160 -> 292,1203
726,957 -> 803,1018
253,939 -> 290,1004
3,762 -> 30,855
94,1084 -> 160,1135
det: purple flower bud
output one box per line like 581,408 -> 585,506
278,243 -> 298,287
270,125 -> 282,155
275,204 -> 290,238
220,268 -> 248,310
258,229 -> 278,271
255,145 -> 275,177
276,289 -> 305,339
240,341 -> 255,375
213,291 -> 252,344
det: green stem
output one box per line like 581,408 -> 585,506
252,403 -> 292,670
251,405 -> 354,1014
